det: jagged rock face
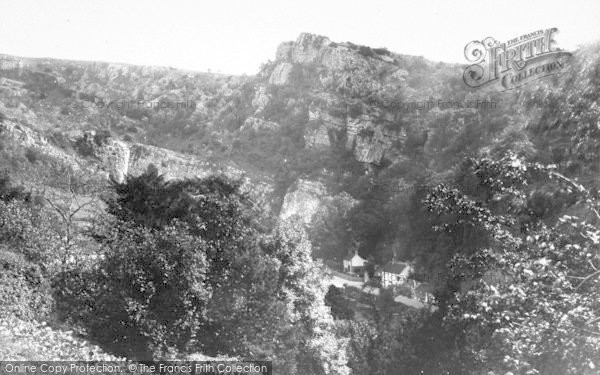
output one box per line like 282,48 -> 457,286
280,178 -> 359,230
251,85 -> 270,114
279,179 -> 327,224
274,33 -> 385,95
298,34 -> 327,62
128,143 -> 214,179
304,125 -> 330,149
0,113 -> 274,212
345,117 -> 404,164
269,62 -> 294,85
127,143 -> 274,212
309,106 -> 346,130
0,34 -> 434,225
0,78 -> 38,126
0,120 -> 40,148
263,33 -> 408,165
0,120 -> 84,173
241,117 -> 280,131
96,139 -> 130,183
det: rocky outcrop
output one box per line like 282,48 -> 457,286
279,179 -> 327,224
0,95 -> 38,127
276,34 -> 332,65
251,85 -> 270,114
241,117 -> 280,131
0,120 -> 83,171
269,62 -> 294,85
0,115 -> 275,212
304,125 -> 330,148
279,178 -> 359,228
345,117 -> 403,164
128,143 -> 214,179
264,33 -> 410,165
127,143 -> 274,212
95,139 -> 130,183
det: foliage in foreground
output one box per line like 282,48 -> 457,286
400,155 -> 600,374
0,315 -> 124,361
54,170 -> 350,374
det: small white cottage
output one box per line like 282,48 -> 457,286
343,251 -> 368,274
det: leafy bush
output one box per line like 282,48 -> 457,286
0,200 -> 57,265
55,222 -> 211,359
372,47 -> 391,56
0,173 -> 31,202
358,127 -> 375,138
348,103 -> 363,118
0,315 -> 124,360
325,286 -> 355,320
24,147 -> 41,164
93,129 -> 113,147
358,46 -> 375,58
46,130 -> 73,150
69,130 -> 113,158
53,171 -> 349,373
0,248 -> 53,321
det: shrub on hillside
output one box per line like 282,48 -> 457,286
0,173 -> 31,202
0,315 -> 124,360
325,286 -> 355,320
93,129 -> 113,147
46,131 -> 73,151
54,222 -> 211,359
358,46 -> 375,58
372,47 -> 391,56
54,171 -> 349,373
74,133 -> 98,158
0,200 -> 57,264
0,248 -> 54,321
24,147 -> 42,164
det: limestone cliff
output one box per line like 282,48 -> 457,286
257,33 -> 412,165
279,179 -> 358,229
0,33 -> 462,240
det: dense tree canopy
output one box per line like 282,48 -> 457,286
54,170 -> 349,374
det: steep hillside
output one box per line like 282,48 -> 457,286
1,33 -> 600,374
0,33 -> 597,264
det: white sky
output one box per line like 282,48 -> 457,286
0,0 -> 599,75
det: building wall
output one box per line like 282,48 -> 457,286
381,271 -> 407,288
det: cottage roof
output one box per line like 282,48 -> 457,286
343,252 -> 366,261
381,261 -> 410,275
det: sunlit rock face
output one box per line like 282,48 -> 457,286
279,178 -> 359,229
251,85 -> 270,114
96,139 -> 130,183
241,117 -> 280,131
304,125 -> 331,149
269,62 -> 294,85
264,33 -> 407,166
279,179 -> 327,224
125,143 -> 275,212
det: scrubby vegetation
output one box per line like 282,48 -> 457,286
0,168 -> 347,373
1,36 -> 600,374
